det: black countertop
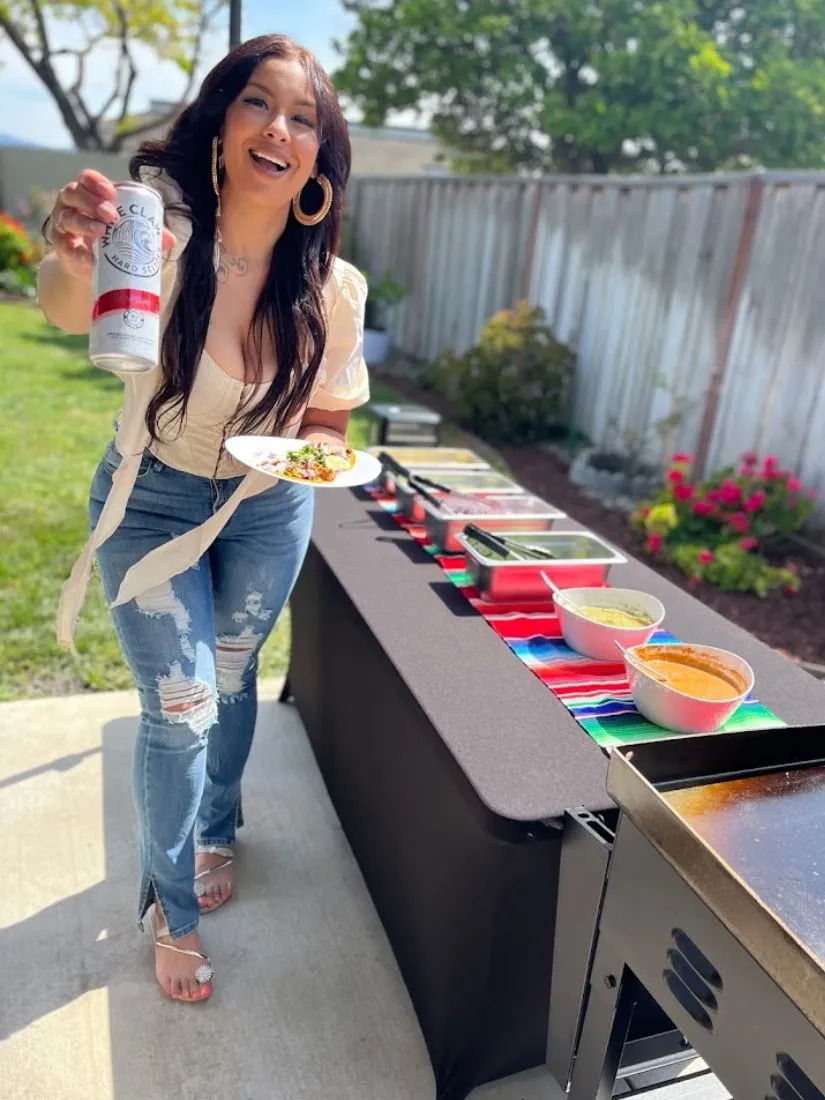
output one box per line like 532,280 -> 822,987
309,489 -> 825,823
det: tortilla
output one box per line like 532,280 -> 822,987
258,442 -> 356,484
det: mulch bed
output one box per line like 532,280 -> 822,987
375,372 -> 825,669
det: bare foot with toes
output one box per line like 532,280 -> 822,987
195,850 -> 235,912
152,908 -> 213,1003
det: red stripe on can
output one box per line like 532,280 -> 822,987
92,289 -> 161,320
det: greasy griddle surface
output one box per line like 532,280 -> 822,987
665,766 -> 825,968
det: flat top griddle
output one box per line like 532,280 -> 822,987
664,765 -> 825,973
607,725 -> 825,1034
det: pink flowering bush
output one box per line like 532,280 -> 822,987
631,452 -> 816,596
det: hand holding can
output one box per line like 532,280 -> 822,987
46,170 -> 176,283
90,181 -> 170,373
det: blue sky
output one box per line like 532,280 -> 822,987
0,0 -> 355,149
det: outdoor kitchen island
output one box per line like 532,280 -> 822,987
280,484 -> 825,1100
557,729 -> 825,1100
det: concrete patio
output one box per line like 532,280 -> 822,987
0,685 -> 726,1100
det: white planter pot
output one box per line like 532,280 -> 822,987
364,327 -> 390,366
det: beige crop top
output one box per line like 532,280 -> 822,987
56,168 -> 370,652
149,351 -> 272,479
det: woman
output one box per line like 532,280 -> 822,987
36,35 -> 369,1003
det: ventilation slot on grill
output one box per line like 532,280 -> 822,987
662,969 -> 713,1031
666,949 -> 718,1011
662,928 -> 723,1032
671,928 -> 723,989
767,1052 -> 825,1100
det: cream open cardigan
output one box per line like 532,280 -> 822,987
57,173 -> 369,653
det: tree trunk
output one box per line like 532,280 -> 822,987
0,14 -> 101,149
35,63 -> 103,149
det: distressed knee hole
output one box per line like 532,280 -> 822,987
137,581 -> 195,661
232,590 -> 273,624
157,662 -> 217,738
216,627 -> 262,697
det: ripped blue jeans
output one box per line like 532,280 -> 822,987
90,442 -> 313,938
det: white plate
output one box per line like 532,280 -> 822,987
225,435 -> 383,488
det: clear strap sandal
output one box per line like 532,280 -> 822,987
194,844 -> 235,913
153,909 -> 214,1002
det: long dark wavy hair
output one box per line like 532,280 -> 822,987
130,34 -> 351,442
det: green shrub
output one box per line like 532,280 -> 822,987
0,269 -> 35,298
364,270 -> 406,331
425,300 -> 575,443
631,452 -> 817,596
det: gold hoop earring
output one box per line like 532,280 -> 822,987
292,174 -> 333,227
211,136 -> 223,274
211,136 -> 222,214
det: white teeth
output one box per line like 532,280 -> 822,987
252,150 -> 288,170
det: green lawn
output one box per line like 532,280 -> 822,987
0,300 -> 407,700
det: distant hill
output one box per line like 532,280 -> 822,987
0,133 -> 42,148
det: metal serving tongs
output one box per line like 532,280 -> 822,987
405,472 -> 456,513
378,452 -> 454,510
376,450 -> 406,477
377,452 -> 450,490
464,524 -> 551,561
408,472 -> 453,493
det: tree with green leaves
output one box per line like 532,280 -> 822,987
0,1 -> 223,151
334,0 -> 825,174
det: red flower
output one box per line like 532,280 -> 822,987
745,490 -> 766,512
647,532 -> 664,554
692,499 -> 715,517
674,484 -> 695,501
783,586 -> 798,597
0,211 -> 27,235
739,536 -> 759,552
671,452 -> 692,464
728,512 -> 749,534
688,576 -> 702,588
667,468 -> 684,485
763,455 -> 779,474
705,489 -> 722,504
809,489 -> 818,501
741,451 -> 758,468
719,479 -> 742,505
697,549 -> 714,564
787,477 -> 802,493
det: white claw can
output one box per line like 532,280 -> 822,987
90,181 -> 164,373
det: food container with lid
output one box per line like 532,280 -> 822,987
422,496 -> 566,553
456,529 -> 628,601
398,469 -> 527,522
368,403 -> 442,446
623,642 -> 755,735
553,587 -> 665,660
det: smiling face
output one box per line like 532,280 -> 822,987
220,57 -> 321,210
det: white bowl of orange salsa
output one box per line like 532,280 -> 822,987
623,642 -> 755,734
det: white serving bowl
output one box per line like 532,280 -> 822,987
623,642 -> 755,735
553,587 -> 665,661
